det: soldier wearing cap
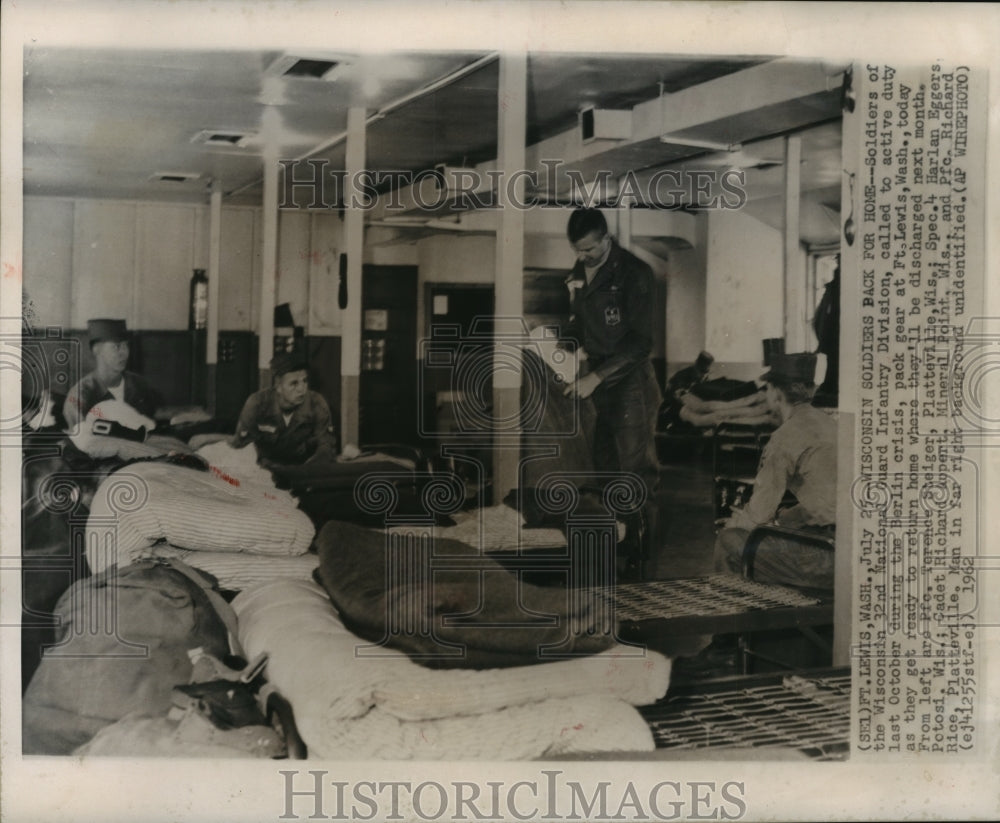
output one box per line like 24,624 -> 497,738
63,318 -> 160,430
714,352 -> 837,590
230,351 -> 337,467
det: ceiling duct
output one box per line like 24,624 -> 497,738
191,129 -> 257,149
658,135 -> 785,171
579,106 -> 632,143
264,53 -> 353,82
150,171 -> 202,183
372,214 -> 493,233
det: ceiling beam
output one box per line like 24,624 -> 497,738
635,57 -> 843,143
524,57 -> 841,202
382,58 -> 842,217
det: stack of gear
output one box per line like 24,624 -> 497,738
22,558 -> 282,757
678,379 -> 776,428
658,351 -> 715,434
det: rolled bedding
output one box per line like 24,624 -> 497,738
233,579 -> 670,760
86,440 -> 314,574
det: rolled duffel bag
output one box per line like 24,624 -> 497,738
22,558 -> 235,755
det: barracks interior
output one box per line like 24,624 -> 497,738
19,49 -> 854,760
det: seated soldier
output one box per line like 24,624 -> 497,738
63,318 -> 159,431
230,351 -> 337,467
714,353 -> 837,590
668,350 -> 714,397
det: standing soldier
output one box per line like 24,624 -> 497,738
561,208 -> 662,579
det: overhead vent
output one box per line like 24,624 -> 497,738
150,171 -> 201,183
264,53 -> 352,81
579,106 -> 632,143
191,130 -> 256,149
284,58 -> 341,78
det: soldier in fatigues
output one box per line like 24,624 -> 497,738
231,352 -> 338,467
714,353 -> 837,590
561,208 -> 662,580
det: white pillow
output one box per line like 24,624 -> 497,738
69,400 -> 158,458
86,399 -> 156,432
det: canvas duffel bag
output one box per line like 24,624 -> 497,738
22,558 -> 236,755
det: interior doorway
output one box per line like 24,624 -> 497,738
422,283 -> 496,491
359,264 -> 419,445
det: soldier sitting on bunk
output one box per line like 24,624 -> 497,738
63,318 -> 160,432
713,353 -> 837,590
230,351 -> 338,468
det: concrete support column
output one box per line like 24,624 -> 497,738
782,135 -> 803,347
257,109 -> 280,386
492,52 -> 528,503
206,179 -> 222,413
341,106 -> 366,448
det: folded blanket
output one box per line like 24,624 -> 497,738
387,505 -> 568,552
86,456 -> 315,574
271,453 -> 419,489
234,579 -> 666,759
314,520 -> 616,668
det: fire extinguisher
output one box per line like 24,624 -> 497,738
189,268 -> 208,330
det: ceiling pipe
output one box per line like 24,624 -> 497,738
225,52 -> 500,199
